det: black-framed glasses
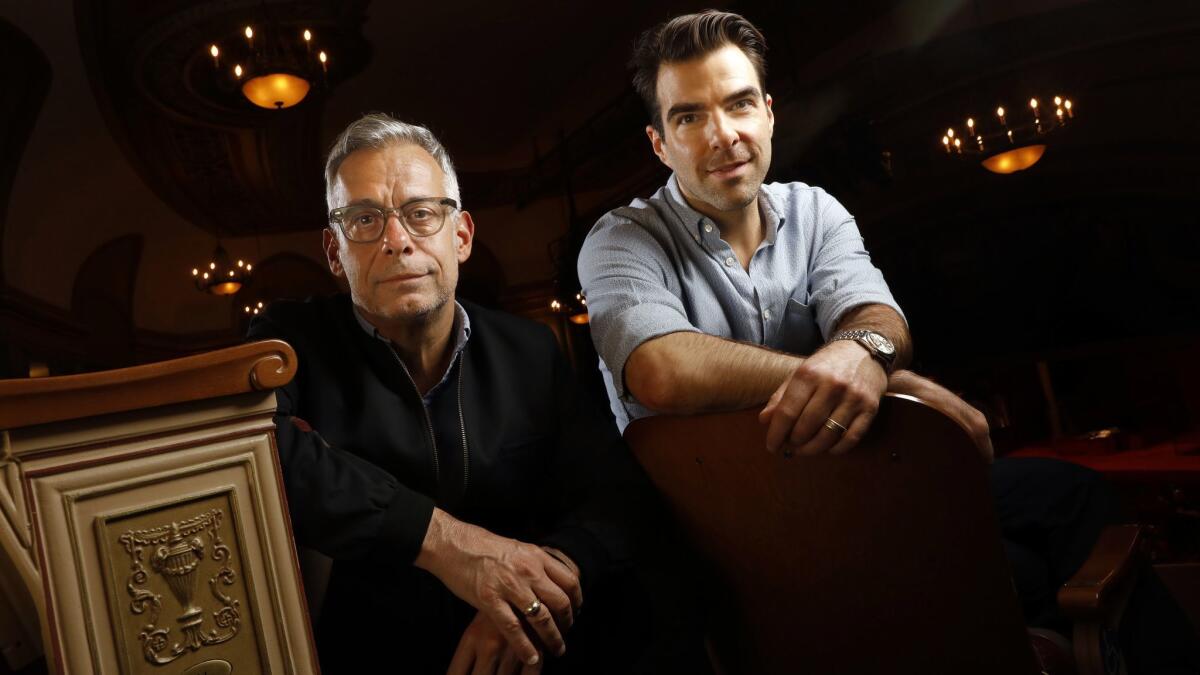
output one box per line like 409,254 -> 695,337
328,197 -> 459,242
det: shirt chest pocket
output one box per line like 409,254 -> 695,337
780,297 -> 823,356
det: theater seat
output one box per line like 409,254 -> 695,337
624,393 -> 1141,675
0,340 -> 318,674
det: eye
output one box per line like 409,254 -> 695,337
677,113 -> 697,126
731,98 -> 754,111
407,207 -> 435,222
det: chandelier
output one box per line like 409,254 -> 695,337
940,94 -> 1076,174
207,21 -> 329,109
192,246 -> 252,296
550,291 -> 589,325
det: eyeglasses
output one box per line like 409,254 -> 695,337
328,197 -> 459,243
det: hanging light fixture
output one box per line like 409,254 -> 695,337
550,291 -> 589,324
206,18 -> 328,110
939,93 -> 1076,174
191,245 -> 252,296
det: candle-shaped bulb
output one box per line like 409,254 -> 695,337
966,118 -> 975,130
303,29 -> 312,42
234,64 -> 243,78
1064,100 -> 1072,110
210,44 -> 219,58
209,262 -> 216,270
192,268 -> 199,276
1054,96 -> 1062,106
319,51 -> 328,63
946,128 -> 955,138
1056,108 -> 1064,118
1030,98 -> 1038,109
942,136 -> 950,146
237,259 -> 244,267
245,26 -> 254,40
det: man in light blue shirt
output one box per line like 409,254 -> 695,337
579,12 -> 1200,671
579,11 -> 989,455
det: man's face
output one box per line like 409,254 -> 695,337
323,143 -> 473,325
647,44 -> 774,217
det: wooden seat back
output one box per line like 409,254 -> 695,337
624,394 -> 1039,675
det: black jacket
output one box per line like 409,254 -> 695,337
247,294 -> 643,592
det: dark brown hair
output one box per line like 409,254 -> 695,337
630,10 -> 768,133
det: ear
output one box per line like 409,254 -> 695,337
322,228 -> 346,279
454,210 -> 475,264
646,124 -> 671,169
765,93 -> 775,136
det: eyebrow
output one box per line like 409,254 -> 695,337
343,196 -> 439,208
665,86 -> 763,121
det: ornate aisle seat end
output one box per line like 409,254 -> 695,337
0,340 -> 318,675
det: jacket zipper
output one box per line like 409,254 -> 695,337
456,350 -> 469,493
389,345 -> 440,484
389,344 -> 470,495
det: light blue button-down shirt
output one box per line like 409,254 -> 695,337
578,174 -> 904,431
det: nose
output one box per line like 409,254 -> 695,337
708,110 -> 739,150
380,211 -> 415,255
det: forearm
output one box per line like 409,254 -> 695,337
834,304 -> 912,369
626,331 -> 802,414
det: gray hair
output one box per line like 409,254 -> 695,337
324,113 -> 461,211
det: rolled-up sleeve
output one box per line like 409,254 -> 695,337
806,189 -> 906,338
578,211 -> 699,400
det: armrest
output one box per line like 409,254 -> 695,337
1057,524 -> 1143,620
0,339 -> 296,429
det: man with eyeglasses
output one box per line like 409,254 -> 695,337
248,113 -> 649,674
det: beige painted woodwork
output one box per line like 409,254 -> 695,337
0,341 -> 317,674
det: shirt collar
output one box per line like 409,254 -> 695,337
353,301 -> 472,359
665,173 -> 786,245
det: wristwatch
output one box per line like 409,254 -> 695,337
829,330 -> 896,373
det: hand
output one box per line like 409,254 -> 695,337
759,340 -> 889,456
447,610 -> 544,675
887,370 -> 994,462
415,510 -> 582,667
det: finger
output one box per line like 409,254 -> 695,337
530,575 -> 575,633
498,649 -> 525,675
827,402 -> 876,455
764,378 -> 814,453
758,378 -> 789,422
517,596 -> 566,658
788,389 -> 842,455
471,649 -> 499,675
519,654 -> 545,675
486,604 -> 541,668
540,552 -> 583,614
447,633 -> 476,675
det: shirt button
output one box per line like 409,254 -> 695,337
704,223 -> 713,233
724,256 -> 735,267
763,309 -> 772,319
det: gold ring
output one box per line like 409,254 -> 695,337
523,600 -> 542,617
824,417 -> 848,434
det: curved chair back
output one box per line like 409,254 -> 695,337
624,394 -> 1039,675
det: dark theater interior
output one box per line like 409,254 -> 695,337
1,1 -> 1199,673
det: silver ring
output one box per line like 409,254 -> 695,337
824,417 -> 848,434
523,600 -> 541,617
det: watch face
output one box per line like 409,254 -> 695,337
867,332 -> 896,355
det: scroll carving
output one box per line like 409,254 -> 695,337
248,348 -> 295,391
118,509 -> 241,665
